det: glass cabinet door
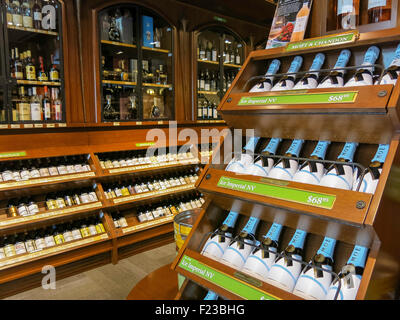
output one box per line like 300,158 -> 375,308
196,27 -> 244,121
98,4 -> 174,122
4,0 -> 65,124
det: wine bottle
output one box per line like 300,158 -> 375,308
220,217 -> 260,269
246,138 -> 282,177
268,139 -> 304,181
354,144 -> 389,194
320,142 -> 358,190
293,53 -> 326,90
271,56 -> 303,91
293,237 -> 336,300
379,43 -> 400,85
317,49 -> 351,88
249,59 -> 281,92
368,0 -> 392,23
225,136 -> 260,174
292,141 -> 331,185
345,46 -> 380,87
201,211 -> 240,261
336,0 -> 360,30
204,290 -> 219,300
267,229 -> 307,292
241,223 -> 283,281
325,245 -> 369,300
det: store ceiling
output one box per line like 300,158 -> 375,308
176,0 -> 277,27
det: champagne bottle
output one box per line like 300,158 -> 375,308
293,53 -> 326,90
241,223 -> 283,281
271,56 -> 303,91
292,141 -> 331,185
225,136 -> 260,174
317,49 -> 351,88
204,290 -> 219,300
325,245 -> 369,300
345,46 -> 380,87
267,229 -> 307,292
379,43 -> 400,85
293,237 -> 336,300
220,217 -> 260,269
246,138 -> 282,177
201,211 -> 240,261
249,59 -> 281,93
354,144 -> 389,194
320,142 -> 358,190
269,139 -> 304,181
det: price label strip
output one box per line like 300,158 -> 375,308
217,176 -> 336,210
107,158 -> 199,174
122,216 -> 173,234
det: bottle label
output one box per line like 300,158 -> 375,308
317,237 -> 336,260
288,229 -> 307,249
310,53 -> 326,71
286,139 -> 304,157
288,56 -> 303,73
266,59 -> 281,76
310,141 -> 331,159
31,103 -> 42,120
50,70 -> 59,81
263,138 -> 282,155
334,49 -> 351,69
368,0 -> 387,10
34,12 -> 42,21
338,142 -> 358,161
347,245 -> 369,268
338,0 -> 355,15
23,16 -> 33,28
371,144 -> 390,163
242,217 -> 260,235
243,136 -> 260,152
212,50 -> 217,62
264,223 -> 282,242
293,15 -> 308,34
222,211 -> 239,228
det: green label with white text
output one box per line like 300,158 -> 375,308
0,151 -> 26,159
217,176 -> 336,209
135,142 -> 156,147
286,32 -> 357,51
238,91 -> 357,106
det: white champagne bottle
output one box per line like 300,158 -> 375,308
317,49 -> 351,88
203,290 -> 219,300
271,56 -> 303,91
293,53 -> 326,90
241,223 -> 283,281
380,43 -> 400,85
354,144 -> 389,194
220,217 -> 260,270
246,138 -> 282,177
325,245 -> 369,300
267,229 -> 307,292
345,46 -> 380,87
293,237 -> 336,300
268,139 -> 304,181
249,59 -> 281,92
201,211 -> 240,261
292,141 -> 330,185
320,142 -> 358,190
225,136 -> 260,174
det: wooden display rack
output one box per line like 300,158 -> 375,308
172,25 -> 400,300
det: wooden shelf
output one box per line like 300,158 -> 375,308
142,83 -> 172,88
102,80 -> 137,86
7,25 -> 58,36
223,63 -> 242,68
101,40 -> 137,48
121,214 -> 174,236
142,46 -> 170,54
198,90 -> 219,95
197,59 -> 219,65
16,80 -> 61,86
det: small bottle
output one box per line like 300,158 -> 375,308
249,59 -> 281,93
14,233 -> 27,255
293,53 -> 326,90
80,221 -> 91,238
17,198 -> 29,216
46,193 -> 57,210
220,217 -> 260,269
71,221 -> 83,240
24,231 -> 36,253
246,138 -> 282,177
38,158 -> 50,177
267,229 -> 307,292
86,219 -> 98,236
291,1 -> 311,42
137,207 -> 148,223
292,141 -> 331,185
7,200 -> 19,218
269,139 -> 305,181
3,235 -> 17,257
368,0 -> 392,23
225,136 -> 261,174
62,223 -> 74,242
27,197 -> 40,215
318,49 -> 351,88
34,229 -> 47,250
336,0 -> 360,30
271,56 -> 303,91
95,217 -> 106,234
0,238 -> 6,259
293,237 -> 336,300
345,46 -> 380,87
320,142 -> 358,190
44,227 -> 56,247
53,225 -> 65,245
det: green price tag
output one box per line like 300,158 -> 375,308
135,142 -> 156,147
0,151 -> 27,159
178,255 -> 278,300
286,31 -> 357,51
217,176 -> 336,209
239,91 -> 358,106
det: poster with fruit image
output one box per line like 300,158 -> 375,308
266,0 -> 313,49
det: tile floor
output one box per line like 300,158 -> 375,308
5,242 -> 177,300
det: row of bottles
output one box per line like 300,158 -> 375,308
197,99 -> 218,120
0,155 -> 91,183
201,212 -> 368,300
6,0 -> 57,31
226,137 -> 388,194
198,70 -> 237,92
250,44 -> 400,93
0,214 -> 106,259
103,167 -> 199,199
98,148 -> 195,170
198,39 -> 242,65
